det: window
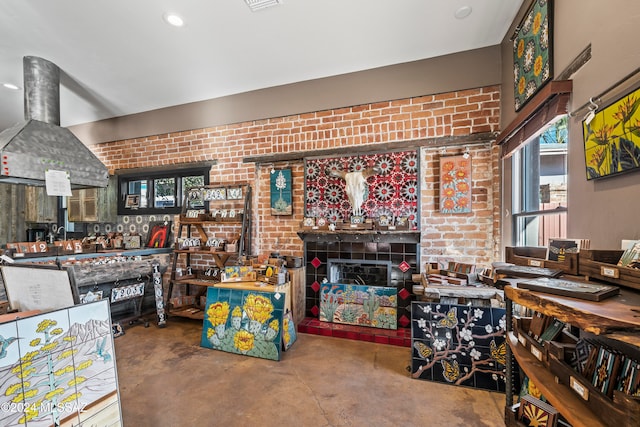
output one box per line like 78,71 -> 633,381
511,116 -> 568,246
117,167 -> 209,215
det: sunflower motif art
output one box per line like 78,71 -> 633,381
439,155 -> 472,214
411,302 -> 507,392
513,0 -> 553,111
200,288 -> 286,361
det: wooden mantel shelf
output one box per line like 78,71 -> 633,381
296,229 -> 420,243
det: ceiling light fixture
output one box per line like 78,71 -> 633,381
2,83 -> 20,90
244,0 -> 282,12
163,13 -> 185,27
454,6 -> 472,19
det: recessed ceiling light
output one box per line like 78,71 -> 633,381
245,0 -> 282,12
3,83 -> 20,90
454,6 -> 472,19
163,13 -> 184,27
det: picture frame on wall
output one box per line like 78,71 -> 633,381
125,194 -> 140,209
271,169 -> 293,215
513,0 -> 553,111
439,155 -> 472,214
583,84 -> 640,180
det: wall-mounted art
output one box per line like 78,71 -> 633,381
513,0 -> 553,111
320,283 -> 397,330
270,169 -> 293,215
411,302 -> 507,392
0,300 -> 122,427
146,221 -> 171,248
439,155 -> 472,214
304,150 -> 418,224
200,287 -> 285,361
583,84 -> 640,180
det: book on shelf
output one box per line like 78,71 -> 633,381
538,318 -> 565,344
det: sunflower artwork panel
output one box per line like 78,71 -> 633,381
200,287 -> 285,361
439,155 -> 472,214
513,0 -> 553,112
410,302 -> 507,392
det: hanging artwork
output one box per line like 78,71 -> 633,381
270,169 -> 293,215
439,155 -> 472,213
146,221 -> 171,248
583,84 -> 640,180
513,0 -> 553,111
200,287 -> 286,361
0,300 -> 122,426
411,302 -> 507,392
304,150 -> 418,225
319,283 -> 398,330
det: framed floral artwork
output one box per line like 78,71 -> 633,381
439,155 -> 472,214
271,169 -> 292,215
513,0 -> 553,111
583,84 -> 640,180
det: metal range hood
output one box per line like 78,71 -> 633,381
0,56 -> 109,188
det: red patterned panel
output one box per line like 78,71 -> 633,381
304,151 -> 418,224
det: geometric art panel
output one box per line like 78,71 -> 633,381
411,302 -> 507,392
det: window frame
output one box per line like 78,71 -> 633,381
116,167 -> 210,216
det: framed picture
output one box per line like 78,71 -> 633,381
146,221 -> 172,248
546,238 -> 580,261
513,0 -> 553,111
271,169 -> 293,215
125,194 -> 140,208
186,188 -> 204,209
583,84 -> 640,180
227,187 -> 243,200
439,155 -> 472,214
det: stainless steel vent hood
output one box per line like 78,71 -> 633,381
0,56 -> 109,188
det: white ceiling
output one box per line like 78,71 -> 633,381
0,0 -> 523,133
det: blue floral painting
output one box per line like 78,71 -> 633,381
411,302 -> 507,392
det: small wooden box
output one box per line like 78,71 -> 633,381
579,249 -> 640,291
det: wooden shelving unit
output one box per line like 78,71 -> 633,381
504,284 -> 640,427
166,184 -> 252,321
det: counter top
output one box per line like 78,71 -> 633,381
11,247 -> 173,263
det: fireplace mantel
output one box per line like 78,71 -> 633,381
297,229 -> 420,244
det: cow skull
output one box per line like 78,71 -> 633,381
331,167 -> 381,217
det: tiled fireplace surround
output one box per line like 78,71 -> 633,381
297,231 -> 419,347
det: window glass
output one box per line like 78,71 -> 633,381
512,116 -> 568,246
182,175 -> 205,208
154,177 -> 176,208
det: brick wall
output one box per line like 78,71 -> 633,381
91,85 -> 501,269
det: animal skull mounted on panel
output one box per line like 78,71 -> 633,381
331,167 -> 381,217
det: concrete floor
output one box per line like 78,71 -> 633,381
114,318 -> 506,427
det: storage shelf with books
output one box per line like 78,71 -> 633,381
504,284 -> 640,427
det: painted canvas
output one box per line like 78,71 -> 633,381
439,155 -> 472,214
319,283 -> 397,330
282,311 -> 297,351
271,168 -> 293,215
304,150 -> 418,226
583,85 -> 640,180
411,302 -> 507,392
200,287 -> 285,361
513,0 -> 553,111
0,300 -> 122,427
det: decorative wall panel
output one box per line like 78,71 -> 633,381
411,302 -> 506,392
319,283 -> 398,330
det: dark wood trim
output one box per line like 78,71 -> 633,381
243,132 -> 496,164
557,44 -> 592,81
113,160 -> 217,175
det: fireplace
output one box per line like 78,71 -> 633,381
327,259 -> 391,287
297,230 -> 420,345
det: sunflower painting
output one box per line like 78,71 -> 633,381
513,0 -> 553,112
583,85 -> 640,180
439,155 -> 472,214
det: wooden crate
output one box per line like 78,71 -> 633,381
505,246 -> 579,275
579,249 -> 640,291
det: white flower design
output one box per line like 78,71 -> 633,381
485,324 -> 494,333
460,328 -> 473,342
416,318 -> 427,329
470,348 -> 482,360
433,339 -> 446,351
498,316 -> 506,330
473,308 -> 484,320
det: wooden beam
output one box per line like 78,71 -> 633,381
243,132 -> 496,164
